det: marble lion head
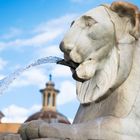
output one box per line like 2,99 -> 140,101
59,1 -> 140,104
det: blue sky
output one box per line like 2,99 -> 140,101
0,0 -> 140,123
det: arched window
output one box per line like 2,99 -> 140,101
47,93 -> 51,105
43,94 -> 45,106
53,94 -> 56,106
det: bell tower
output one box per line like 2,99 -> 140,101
40,74 -> 59,111
25,74 -> 70,124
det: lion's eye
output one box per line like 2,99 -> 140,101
82,15 -> 97,27
70,20 -> 75,27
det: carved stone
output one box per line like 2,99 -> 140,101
0,133 -> 21,140
19,1 -> 140,140
32,139 -> 60,140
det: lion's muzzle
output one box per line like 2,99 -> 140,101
60,41 -> 74,54
59,41 -> 86,82
57,59 -> 85,82
57,59 -> 79,70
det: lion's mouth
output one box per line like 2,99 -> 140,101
57,59 -> 79,70
57,59 -> 86,82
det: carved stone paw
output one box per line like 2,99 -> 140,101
19,120 -> 44,140
39,138 -> 67,140
19,120 -> 64,140
0,133 -> 21,140
34,138 -> 60,140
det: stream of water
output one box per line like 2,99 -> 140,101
0,56 -> 63,95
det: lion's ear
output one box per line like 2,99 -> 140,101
110,1 -> 140,39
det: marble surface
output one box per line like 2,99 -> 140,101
0,133 -> 21,140
4,1 -> 140,140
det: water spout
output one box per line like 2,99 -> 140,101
57,59 -> 79,70
0,56 -> 78,95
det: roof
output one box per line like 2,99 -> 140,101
25,110 -> 70,124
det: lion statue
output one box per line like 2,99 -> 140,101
18,1 -> 140,140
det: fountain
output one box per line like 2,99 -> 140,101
1,1 -> 140,140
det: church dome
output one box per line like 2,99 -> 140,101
25,110 -> 70,124
25,75 -> 70,124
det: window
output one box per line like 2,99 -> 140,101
47,93 -> 51,105
53,94 -> 56,106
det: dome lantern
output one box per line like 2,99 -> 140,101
40,74 -> 59,112
25,75 -> 70,124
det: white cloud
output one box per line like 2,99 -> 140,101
0,14 -> 77,51
0,30 -> 62,49
37,45 -> 63,58
0,58 -> 7,70
0,67 -> 48,95
1,104 -> 41,123
0,74 -> 5,79
11,67 -> 48,88
30,104 -> 42,112
34,14 -> 77,33
57,80 -> 76,105
0,42 -> 6,51
0,67 -> 49,95
9,65 -> 72,90
52,65 -> 72,77
0,27 -> 22,40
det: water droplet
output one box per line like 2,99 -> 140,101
0,56 -> 63,95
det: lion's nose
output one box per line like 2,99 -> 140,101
59,41 -> 74,53
59,41 -> 65,52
